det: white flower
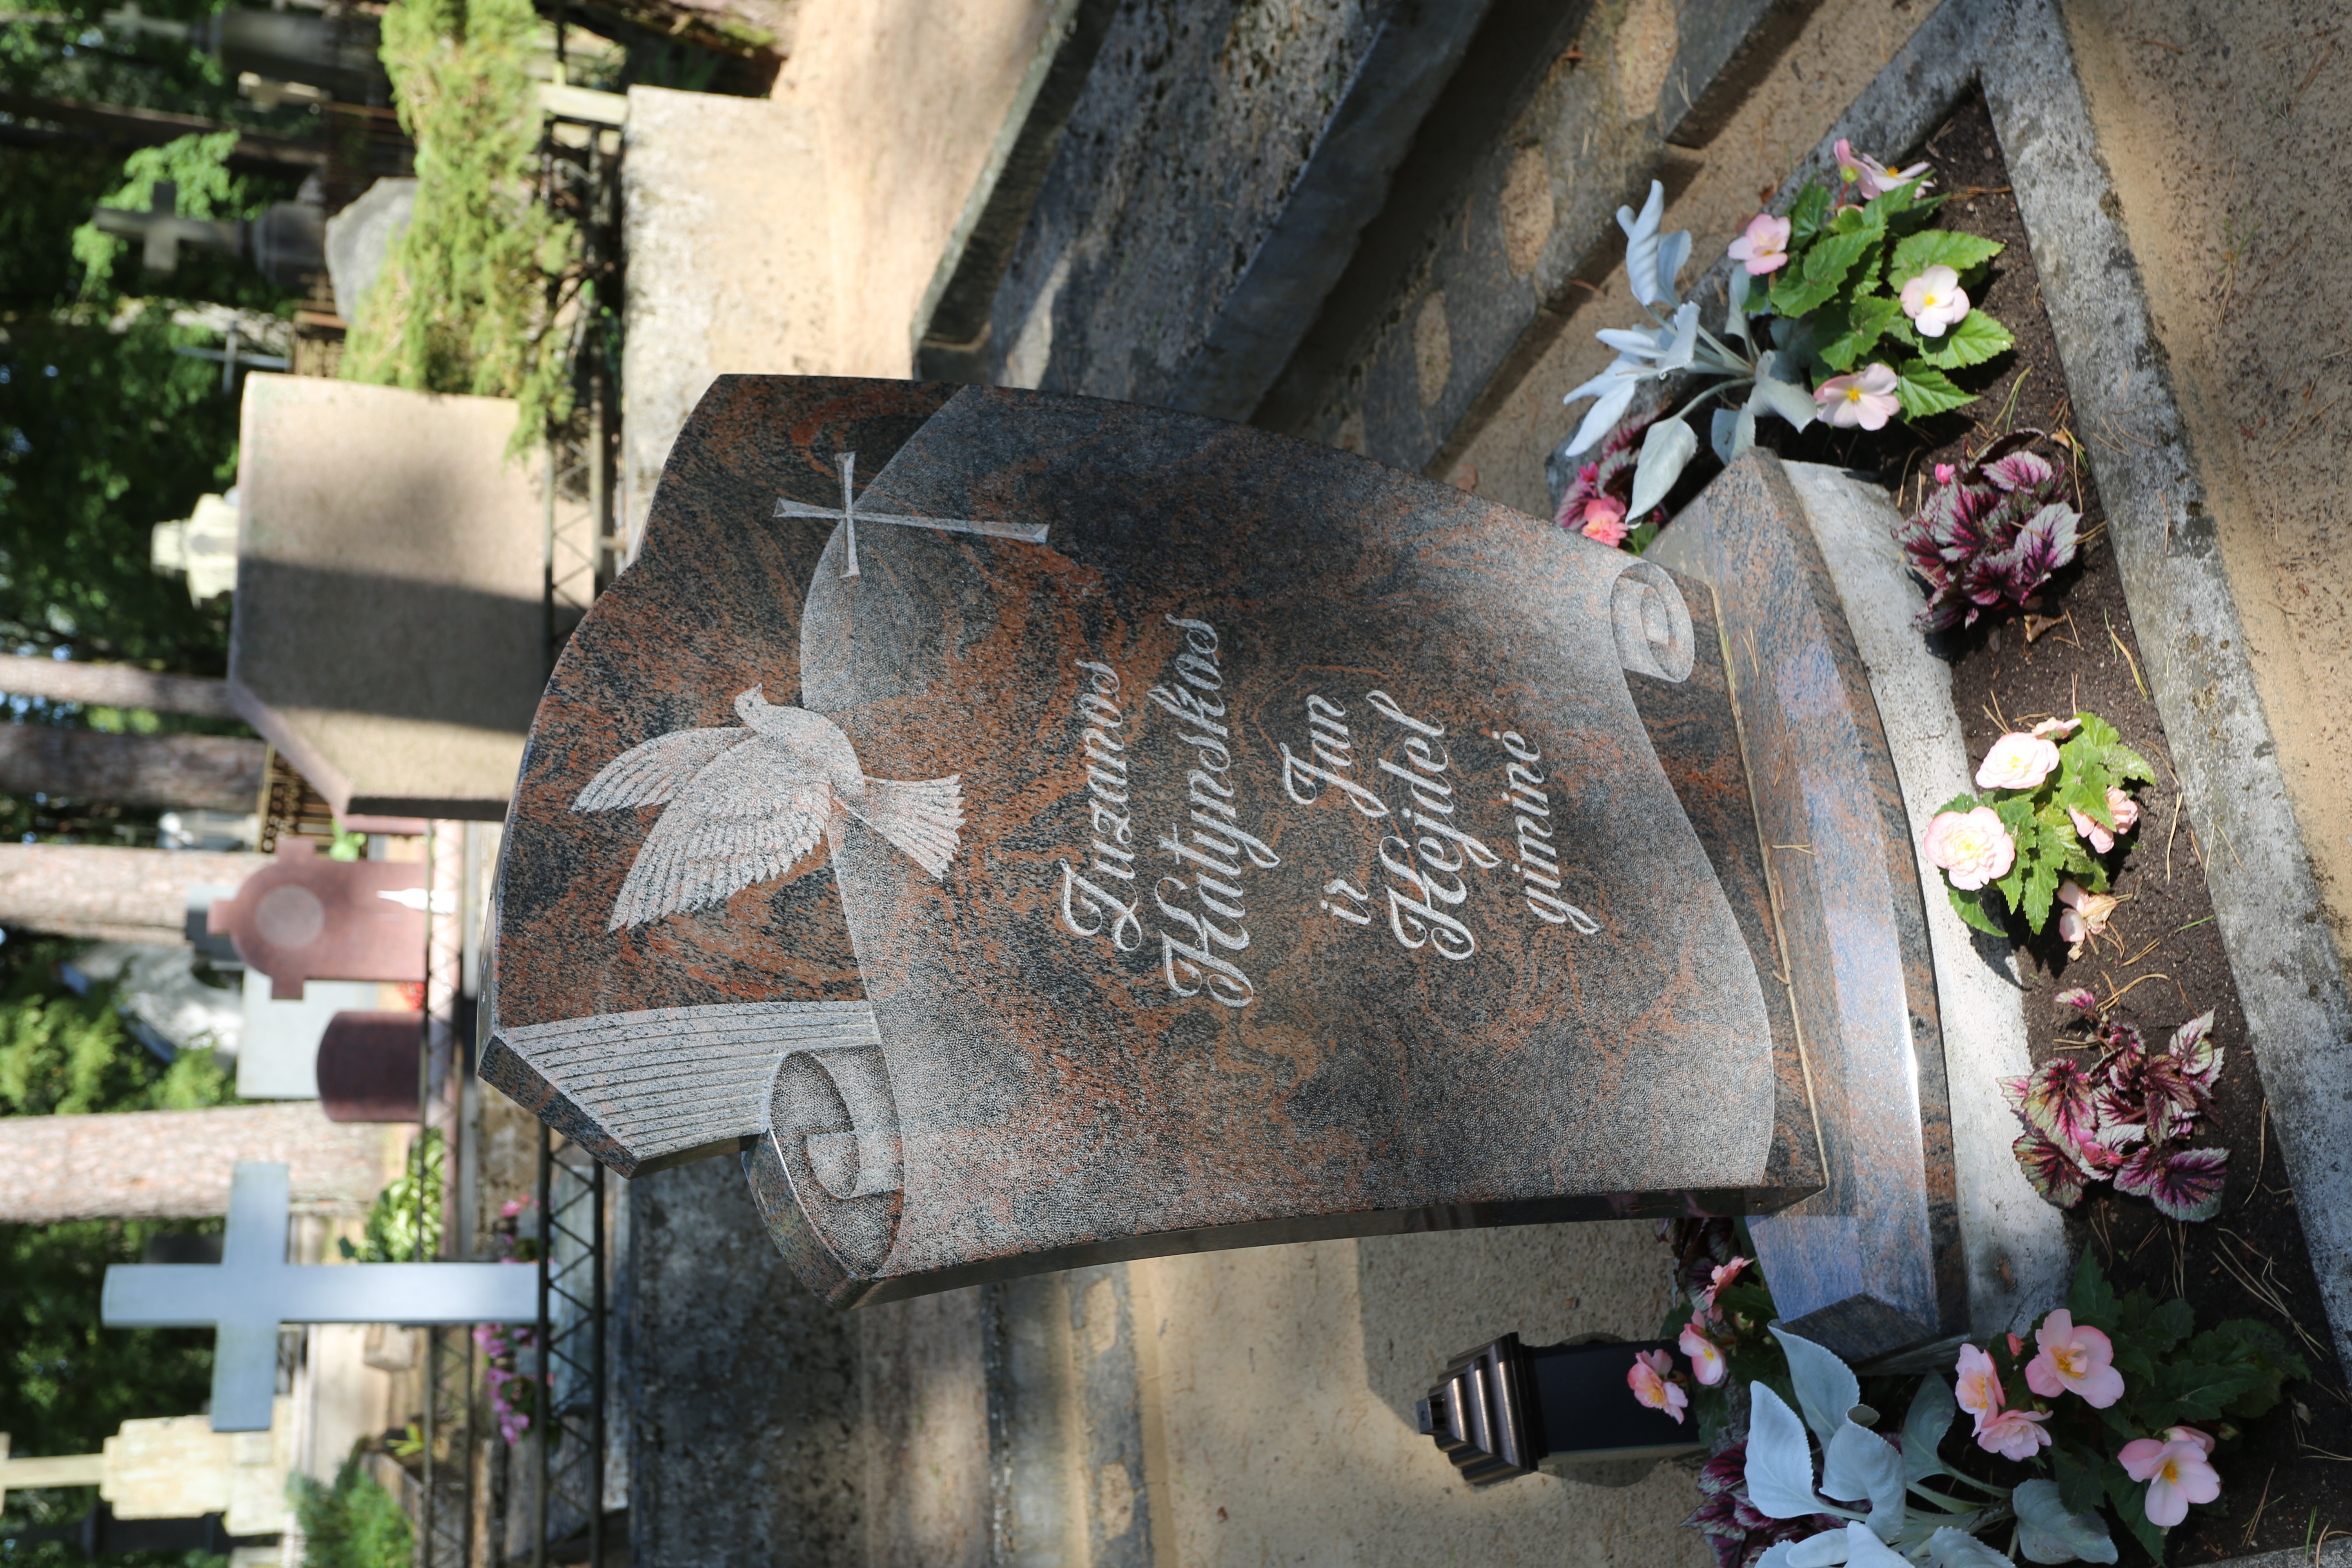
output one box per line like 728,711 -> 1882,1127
1900,265 -> 1970,338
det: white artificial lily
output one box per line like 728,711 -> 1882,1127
1561,180 -> 1817,516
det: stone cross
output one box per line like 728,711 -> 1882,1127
0,1433 -> 105,1514
89,181 -> 241,275
771,450 -> 1047,579
102,1163 -> 540,1431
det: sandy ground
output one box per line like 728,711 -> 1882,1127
2058,0 -> 2352,968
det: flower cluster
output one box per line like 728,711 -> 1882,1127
2000,993 -> 2230,1219
1662,1232 -> 2305,1568
1953,1311 -> 2124,1466
1936,1254 -> 2304,1554
486,1193 -> 541,1263
1922,713 -> 2151,938
1554,411 -> 1669,551
474,1321 -> 541,1445
1893,430 -> 2081,631
1559,144 -> 2015,538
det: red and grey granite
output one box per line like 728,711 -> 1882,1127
485,379 -> 1939,1350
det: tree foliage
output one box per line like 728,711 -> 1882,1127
340,0 -> 573,452
290,1450 -> 414,1568
0,307 -> 241,670
0,938 -> 236,1561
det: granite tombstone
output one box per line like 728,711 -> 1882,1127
475,377 -> 1966,1339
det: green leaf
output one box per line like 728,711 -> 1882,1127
1786,182 -> 1833,245
1910,309 -> 2015,370
2052,1443 -> 2106,1516
1891,361 -> 1973,420
2051,760 -> 2118,829
2161,1360 -> 2262,1423
2149,1295 -> 2195,1348
1948,883 -> 2007,936
2103,1461 -> 2170,1563
1890,229 -> 2006,283
2067,1246 -> 2119,1328
1770,229 -> 1875,318
2020,853 -> 2061,933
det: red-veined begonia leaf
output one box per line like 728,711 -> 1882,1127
2014,1130 -> 2089,1208
2115,1145 -> 2229,1222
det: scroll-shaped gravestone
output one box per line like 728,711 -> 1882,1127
487,379 -> 1936,1332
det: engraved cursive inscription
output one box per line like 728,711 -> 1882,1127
1494,728 -> 1599,933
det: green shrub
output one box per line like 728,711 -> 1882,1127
291,1449 -> 414,1568
341,0 -> 573,453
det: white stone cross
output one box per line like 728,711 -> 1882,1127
0,1433 -> 105,1514
102,1163 -> 540,1432
773,450 -> 1048,579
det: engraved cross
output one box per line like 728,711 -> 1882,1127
773,451 -> 1049,579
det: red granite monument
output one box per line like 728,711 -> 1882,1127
482,378 -> 1955,1362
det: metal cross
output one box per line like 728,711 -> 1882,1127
101,1163 -> 539,1431
773,451 -> 1049,580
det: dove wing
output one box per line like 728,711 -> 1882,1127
576,726 -> 748,810
607,739 -> 835,929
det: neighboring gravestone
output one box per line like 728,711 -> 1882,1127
231,374 -> 548,820
317,1011 -> 423,1122
206,837 -> 425,1000
479,378 -> 1958,1359
102,1163 -> 539,1430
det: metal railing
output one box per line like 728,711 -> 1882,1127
535,1133 -> 608,1567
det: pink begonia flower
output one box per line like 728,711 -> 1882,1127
2007,1332 -> 2025,1356
1728,212 -> 1793,275
1900,265 -> 1971,337
1696,1255 -> 1751,1323
2056,881 -> 2121,960
1977,1406 -> 2054,1461
2026,1310 -> 2126,1408
1815,364 -> 1901,430
2031,717 -> 2081,739
2119,1433 -> 2222,1527
1954,1343 -> 2005,1426
1924,807 -> 2016,891
1934,463 -> 1958,485
1679,1319 -> 1729,1386
1977,731 -> 2062,791
2067,787 -> 2142,853
1581,495 -> 1630,547
1628,1348 -> 1689,1423
2165,1425 -> 2217,1456
1834,138 -> 1933,198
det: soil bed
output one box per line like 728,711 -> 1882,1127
1760,94 -> 2352,1562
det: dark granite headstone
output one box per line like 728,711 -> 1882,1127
317,1009 -> 423,1122
482,379 -> 1938,1346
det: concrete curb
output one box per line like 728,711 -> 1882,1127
1978,0 -> 2352,1381
1782,461 -> 2071,1343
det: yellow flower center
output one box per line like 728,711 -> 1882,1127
2157,1457 -> 2180,1485
1922,292 -> 1942,307
1845,387 -> 1865,403
2053,1344 -> 2086,1376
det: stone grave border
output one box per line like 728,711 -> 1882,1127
1834,0 -> 2352,1385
